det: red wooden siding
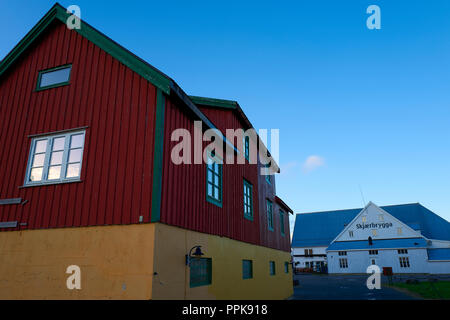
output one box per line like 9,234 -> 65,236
159,100 -> 261,245
257,165 -> 291,251
0,21 -> 157,230
199,106 -> 290,251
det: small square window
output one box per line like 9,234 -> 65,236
25,130 -> 85,185
269,261 -> 276,275
36,65 -> 72,91
242,260 -> 253,279
362,216 -> 367,222
399,256 -> 410,268
284,262 -> 289,273
372,229 -> 377,236
349,230 -> 354,237
339,258 -> 348,268
397,227 -> 403,235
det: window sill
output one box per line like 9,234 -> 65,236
19,179 -> 82,188
206,196 -> 222,208
244,215 -> 253,222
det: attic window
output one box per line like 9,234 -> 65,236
36,64 -> 72,91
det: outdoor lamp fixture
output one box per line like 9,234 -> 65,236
185,245 -> 204,266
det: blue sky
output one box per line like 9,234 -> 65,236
1,1 -> 449,234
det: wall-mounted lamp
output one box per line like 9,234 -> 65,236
185,245 -> 204,266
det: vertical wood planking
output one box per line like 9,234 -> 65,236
0,22 -> 156,231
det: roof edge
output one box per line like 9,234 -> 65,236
295,202 -> 424,216
189,96 -> 238,109
0,3 -> 172,94
275,196 -> 293,214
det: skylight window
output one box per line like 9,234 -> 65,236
36,65 -> 72,90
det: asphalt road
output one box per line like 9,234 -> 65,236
291,274 -> 419,300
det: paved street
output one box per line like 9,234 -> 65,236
291,274 -> 420,300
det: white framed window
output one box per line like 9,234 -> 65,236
339,258 -> 348,268
371,229 -> 377,236
349,230 -> 354,238
361,216 -> 367,222
378,214 -> 384,221
338,251 -> 347,256
397,227 -> 403,235
398,249 -> 408,255
369,250 -> 378,255
399,256 -> 410,268
25,130 -> 85,185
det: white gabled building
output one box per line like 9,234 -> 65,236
292,202 -> 450,274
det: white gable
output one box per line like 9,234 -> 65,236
333,202 -> 422,242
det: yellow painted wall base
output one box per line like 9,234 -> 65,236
0,223 -> 293,300
152,223 -> 293,300
0,224 -> 155,299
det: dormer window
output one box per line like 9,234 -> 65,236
36,64 -> 72,91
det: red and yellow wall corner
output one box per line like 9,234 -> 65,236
0,223 -> 293,300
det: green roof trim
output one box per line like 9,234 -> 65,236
0,3 -> 171,94
189,96 -> 238,109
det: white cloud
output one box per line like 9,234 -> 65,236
279,161 -> 298,176
302,155 -> 325,173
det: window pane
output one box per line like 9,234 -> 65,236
214,164 -> 220,174
207,184 -> 213,197
68,149 -> 82,163
208,170 -> 212,182
48,165 -> 61,180
35,140 -> 47,153
52,137 -> 65,151
40,67 -> 71,88
214,187 -> 219,199
30,167 -> 43,181
214,174 -> 218,186
32,153 -> 45,167
66,163 -> 80,178
71,134 -> 84,148
50,151 -> 64,165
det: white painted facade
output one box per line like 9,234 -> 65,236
292,246 -> 327,270
328,202 -> 450,274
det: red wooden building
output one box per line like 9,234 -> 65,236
0,3 -> 293,299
